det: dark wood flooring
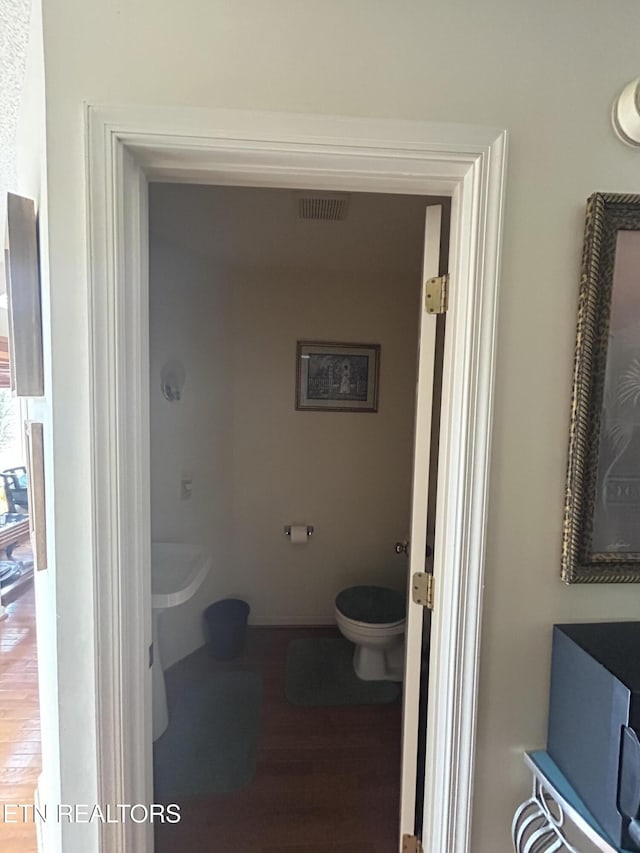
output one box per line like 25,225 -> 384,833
154,626 -> 402,853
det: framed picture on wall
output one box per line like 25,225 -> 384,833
4,193 -> 45,397
562,193 -> 640,583
25,421 -> 47,571
296,341 -> 380,412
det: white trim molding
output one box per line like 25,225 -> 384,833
85,105 -> 507,853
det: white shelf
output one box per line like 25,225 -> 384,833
513,751 -> 632,853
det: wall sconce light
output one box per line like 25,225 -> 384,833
613,78 -> 640,147
160,360 -> 186,402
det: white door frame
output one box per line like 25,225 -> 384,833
86,105 -> 507,853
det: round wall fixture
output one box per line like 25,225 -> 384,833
160,359 -> 186,402
612,78 -> 640,147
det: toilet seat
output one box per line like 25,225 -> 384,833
334,586 -> 406,681
335,585 -> 406,626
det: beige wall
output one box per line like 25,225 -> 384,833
149,186 -> 424,668
36,1 -> 640,850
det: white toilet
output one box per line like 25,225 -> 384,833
334,585 -> 406,682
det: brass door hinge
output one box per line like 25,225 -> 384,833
412,572 -> 434,609
425,274 -> 449,314
402,834 -> 423,853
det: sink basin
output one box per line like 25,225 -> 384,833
151,542 -> 212,609
151,542 -> 212,740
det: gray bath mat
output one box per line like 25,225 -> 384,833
153,670 -> 262,799
285,637 -> 400,707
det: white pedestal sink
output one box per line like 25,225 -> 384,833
151,542 -> 211,741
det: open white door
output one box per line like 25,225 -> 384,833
399,204 -> 444,850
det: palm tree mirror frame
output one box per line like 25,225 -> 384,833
563,192 -> 640,583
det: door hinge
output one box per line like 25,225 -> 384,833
149,643 -> 154,669
425,274 -> 449,314
402,834 -> 423,853
412,572 -> 434,609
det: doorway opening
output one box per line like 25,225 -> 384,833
146,184 -> 450,850
85,105 -> 506,853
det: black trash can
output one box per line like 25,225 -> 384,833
203,598 -> 250,660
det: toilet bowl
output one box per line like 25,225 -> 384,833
334,585 -> 406,682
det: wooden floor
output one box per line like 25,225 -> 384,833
154,627 -> 402,853
0,579 -> 41,853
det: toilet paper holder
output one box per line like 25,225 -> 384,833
284,525 -> 314,538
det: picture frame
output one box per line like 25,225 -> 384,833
296,341 -> 380,412
562,193 -> 640,583
4,193 -> 45,397
25,421 -> 47,571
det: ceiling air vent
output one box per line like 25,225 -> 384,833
297,193 -> 350,222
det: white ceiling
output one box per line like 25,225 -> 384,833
149,183 -> 449,275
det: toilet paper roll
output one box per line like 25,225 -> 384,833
289,525 -> 309,545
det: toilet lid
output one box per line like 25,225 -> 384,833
335,585 -> 406,624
